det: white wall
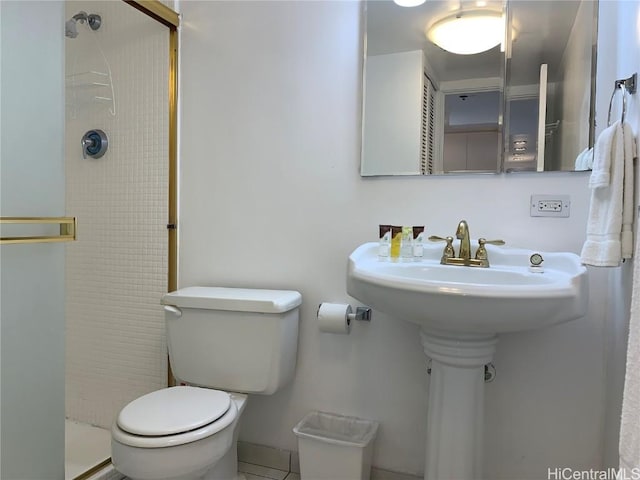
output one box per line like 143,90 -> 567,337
363,51 -> 423,176
0,1 -> 66,477
179,1 -> 613,477
557,0 -> 596,171
65,0 -> 169,429
597,0 -> 640,468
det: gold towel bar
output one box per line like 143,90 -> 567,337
0,217 -> 77,245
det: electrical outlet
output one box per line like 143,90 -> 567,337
538,200 -> 563,212
530,194 -> 570,217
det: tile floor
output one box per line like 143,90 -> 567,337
73,437 -> 419,480
239,462 -> 300,480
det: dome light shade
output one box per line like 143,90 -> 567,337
393,0 -> 426,7
426,12 -> 504,55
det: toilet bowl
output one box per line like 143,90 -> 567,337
111,287 -> 301,480
112,386 -> 247,480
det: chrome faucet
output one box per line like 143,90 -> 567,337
429,220 -> 505,267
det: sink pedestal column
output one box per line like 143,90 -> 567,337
420,330 -> 498,480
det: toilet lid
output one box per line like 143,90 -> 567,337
117,386 -> 231,436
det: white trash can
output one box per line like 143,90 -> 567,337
293,411 -> 379,480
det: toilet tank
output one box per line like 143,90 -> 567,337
161,287 -> 301,395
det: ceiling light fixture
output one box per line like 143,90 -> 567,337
393,0 -> 426,7
426,11 -> 504,55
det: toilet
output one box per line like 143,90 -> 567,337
111,286 -> 302,480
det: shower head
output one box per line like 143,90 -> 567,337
65,18 -> 79,38
65,11 -> 102,38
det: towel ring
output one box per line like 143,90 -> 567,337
608,73 -> 637,126
607,84 -> 628,126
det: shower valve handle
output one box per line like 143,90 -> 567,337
81,129 -> 108,159
81,137 -> 95,159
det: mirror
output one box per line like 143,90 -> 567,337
361,0 -> 598,176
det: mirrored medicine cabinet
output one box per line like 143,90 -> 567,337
361,0 -> 598,176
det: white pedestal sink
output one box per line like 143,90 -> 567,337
347,242 -> 588,480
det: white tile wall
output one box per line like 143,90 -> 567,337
65,0 -> 169,428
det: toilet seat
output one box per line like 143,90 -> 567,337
112,386 -> 238,448
118,386 -> 231,436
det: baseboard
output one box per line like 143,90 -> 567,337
371,467 -> 422,480
238,441 -> 421,480
238,441 -> 292,472
98,441 -> 421,480
81,463 -> 124,480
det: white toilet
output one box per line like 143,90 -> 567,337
111,286 -> 302,480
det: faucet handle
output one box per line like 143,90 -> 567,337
475,238 -> 505,262
429,235 -> 455,262
478,238 -> 505,246
429,235 -> 451,242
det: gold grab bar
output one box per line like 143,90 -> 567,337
0,217 -> 77,245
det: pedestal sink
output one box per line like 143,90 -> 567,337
347,241 -> 588,480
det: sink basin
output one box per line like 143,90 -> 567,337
347,241 -> 588,335
348,240 -> 588,480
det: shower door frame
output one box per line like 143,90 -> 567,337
72,1 -> 179,479
123,0 -> 179,296
124,0 -> 180,385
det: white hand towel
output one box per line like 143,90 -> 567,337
580,121 -> 635,266
584,147 -> 594,170
620,230 -> 640,471
574,147 -> 594,171
574,148 -> 587,170
589,122 -> 618,188
622,123 -> 636,258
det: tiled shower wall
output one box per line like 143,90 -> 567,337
65,0 -> 169,428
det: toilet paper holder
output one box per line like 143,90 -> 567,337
316,304 -> 372,323
349,306 -> 372,322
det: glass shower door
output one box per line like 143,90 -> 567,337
1,1 -> 68,478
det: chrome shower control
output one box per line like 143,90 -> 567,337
81,129 -> 108,159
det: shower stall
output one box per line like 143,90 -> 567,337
1,1 -> 178,478
64,1 -> 178,477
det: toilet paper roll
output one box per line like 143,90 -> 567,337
317,303 -> 352,334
